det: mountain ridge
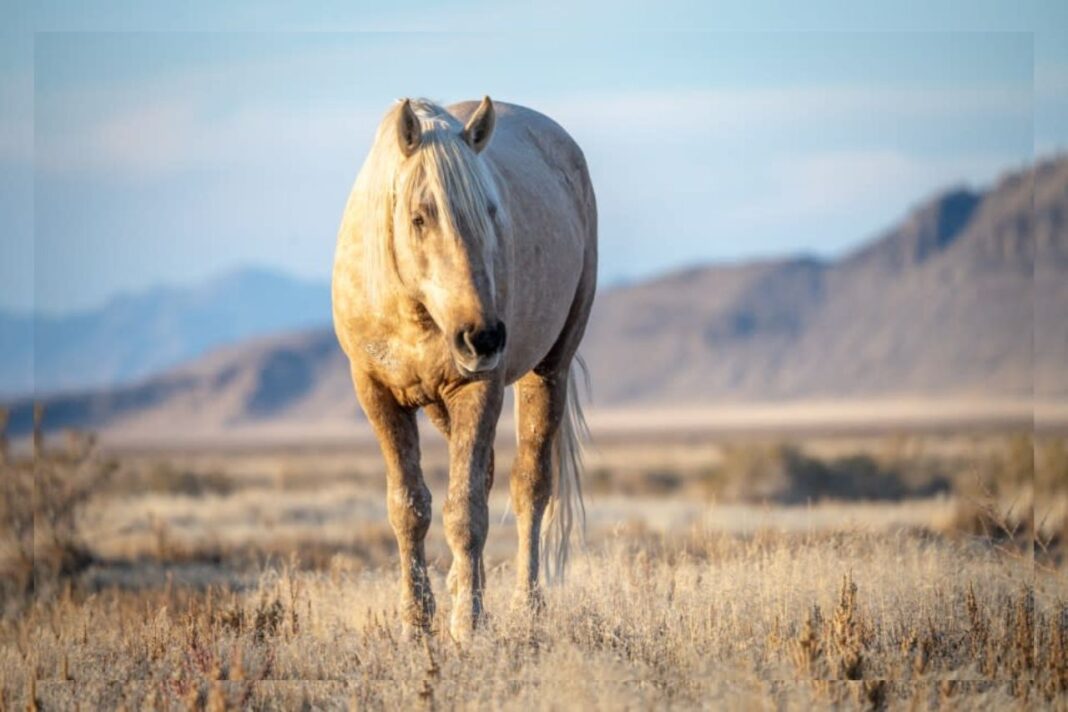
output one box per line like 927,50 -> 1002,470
5,156 -> 1066,438
0,266 -> 332,397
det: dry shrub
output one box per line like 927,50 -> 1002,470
1036,437 -> 1068,566
105,461 -> 237,498
946,436 -> 1068,565
828,574 -> 869,680
33,431 -> 117,582
704,442 -> 948,504
788,574 -> 872,687
1046,604 -> 1068,700
0,408 -> 116,605
584,466 -> 613,496
0,409 -> 33,602
790,604 -> 824,678
786,577 -> 1066,707
945,486 -> 1034,557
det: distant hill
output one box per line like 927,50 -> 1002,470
6,157 -> 1067,438
585,158 -> 1065,402
0,267 -> 331,397
0,313 -> 32,399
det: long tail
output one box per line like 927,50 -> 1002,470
541,355 -> 590,582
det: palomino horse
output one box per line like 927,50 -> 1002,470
332,97 -> 597,640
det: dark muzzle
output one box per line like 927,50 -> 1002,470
455,321 -> 507,359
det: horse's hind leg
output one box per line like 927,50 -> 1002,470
510,368 -> 568,610
511,238 -> 595,609
353,373 -> 434,635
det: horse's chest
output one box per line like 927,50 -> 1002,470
358,330 -> 452,407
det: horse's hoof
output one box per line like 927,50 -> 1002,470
401,620 -> 431,642
399,594 -> 435,640
511,587 -> 546,615
448,621 -> 472,645
448,606 -> 483,645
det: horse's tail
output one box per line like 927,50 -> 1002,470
542,355 -> 590,582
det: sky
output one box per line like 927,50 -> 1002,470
1,1 -> 1067,314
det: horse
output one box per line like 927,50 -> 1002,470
332,97 -> 597,641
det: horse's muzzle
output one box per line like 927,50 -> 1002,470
453,321 -> 507,373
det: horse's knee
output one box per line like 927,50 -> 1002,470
442,493 -> 488,554
387,483 -> 432,540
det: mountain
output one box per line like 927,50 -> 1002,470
583,158 -> 1056,403
5,157 -> 1066,438
0,267 -> 332,397
0,313 -> 32,400
5,329 -> 355,440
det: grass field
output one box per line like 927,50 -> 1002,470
1,423 -> 1066,710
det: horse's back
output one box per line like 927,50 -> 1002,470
448,100 -> 583,159
447,101 -> 594,222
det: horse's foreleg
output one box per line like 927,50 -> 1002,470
441,378 -> 503,642
354,373 -> 434,635
510,369 -> 567,611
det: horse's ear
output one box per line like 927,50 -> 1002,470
397,99 -> 422,157
463,96 -> 495,154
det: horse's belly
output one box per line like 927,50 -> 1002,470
501,241 -> 585,383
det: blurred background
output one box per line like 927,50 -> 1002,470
1,2 -> 1066,601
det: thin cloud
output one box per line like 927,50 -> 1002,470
38,82 -> 1032,179
726,149 -> 1021,232
1036,62 -> 1068,100
38,98 -> 385,177
0,70 -> 33,164
539,84 -> 1031,140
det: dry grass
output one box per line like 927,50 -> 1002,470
2,528 -> 1065,709
2,415 -> 1066,710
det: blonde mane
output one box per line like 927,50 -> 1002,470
353,99 -> 501,307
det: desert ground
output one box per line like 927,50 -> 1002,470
2,415 -> 1066,710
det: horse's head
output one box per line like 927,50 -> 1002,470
386,97 -> 506,376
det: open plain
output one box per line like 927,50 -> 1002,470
2,419 -> 1065,710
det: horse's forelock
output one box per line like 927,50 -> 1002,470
418,135 -> 498,245
397,102 -> 499,256
359,100 -> 499,307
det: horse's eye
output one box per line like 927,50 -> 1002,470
412,214 -> 425,228
488,204 -> 498,219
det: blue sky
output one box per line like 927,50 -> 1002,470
2,2 -> 1067,314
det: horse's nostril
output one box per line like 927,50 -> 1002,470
458,321 -> 506,359
460,328 -> 477,356
457,327 -> 473,356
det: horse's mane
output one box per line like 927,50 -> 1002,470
352,99 -> 501,308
